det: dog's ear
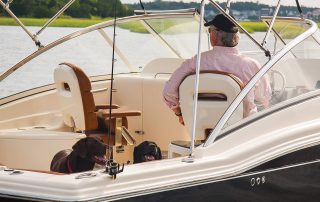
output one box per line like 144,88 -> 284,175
148,142 -> 162,160
72,138 -> 87,158
155,146 -> 162,160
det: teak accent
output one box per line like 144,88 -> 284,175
97,109 -> 142,118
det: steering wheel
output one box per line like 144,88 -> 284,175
269,69 -> 286,99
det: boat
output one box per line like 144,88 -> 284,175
1,0 -> 320,201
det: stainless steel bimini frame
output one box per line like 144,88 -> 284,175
0,11 -> 197,82
0,0 -> 76,48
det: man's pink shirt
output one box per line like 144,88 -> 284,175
162,46 -> 272,117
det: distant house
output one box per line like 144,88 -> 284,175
204,5 -> 320,22
261,8 -> 272,16
305,9 -> 320,21
312,9 -> 320,20
312,9 -> 320,16
231,10 -> 250,21
287,10 -> 298,17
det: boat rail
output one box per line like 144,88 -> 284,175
134,8 -> 197,15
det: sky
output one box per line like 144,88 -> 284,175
121,0 -> 320,8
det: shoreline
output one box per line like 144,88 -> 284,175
0,17 -> 111,28
0,17 -> 319,32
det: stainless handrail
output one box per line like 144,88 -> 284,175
1,0 -> 76,48
182,0 -> 206,163
0,0 -> 42,47
91,87 -> 108,93
140,20 -> 182,58
261,0 -> 281,52
134,8 -> 197,15
36,0 -> 76,36
225,0 -> 231,14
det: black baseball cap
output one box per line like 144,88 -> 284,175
204,14 -> 238,33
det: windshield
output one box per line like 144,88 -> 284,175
0,13 -> 206,98
144,17 -> 210,58
218,18 -> 319,137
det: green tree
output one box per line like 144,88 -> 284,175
66,1 -> 92,18
33,5 -> 55,18
9,0 -> 35,17
1,0 -> 134,18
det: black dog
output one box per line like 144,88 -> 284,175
133,141 -> 162,163
50,137 -> 107,173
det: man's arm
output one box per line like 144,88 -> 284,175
255,74 -> 272,108
172,107 -> 184,125
249,59 -> 272,113
242,58 -> 272,117
163,58 -> 195,124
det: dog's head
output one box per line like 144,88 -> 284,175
72,136 -> 107,165
134,141 -> 162,163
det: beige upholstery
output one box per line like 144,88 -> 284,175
180,71 -> 244,140
141,58 -> 185,76
54,63 -> 98,131
168,71 -> 244,158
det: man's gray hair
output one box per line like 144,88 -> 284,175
212,26 -> 240,47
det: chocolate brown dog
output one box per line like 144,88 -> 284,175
50,137 -> 107,173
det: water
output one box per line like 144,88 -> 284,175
0,25 -> 137,97
0,26 -> 82,71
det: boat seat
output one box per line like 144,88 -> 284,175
54,63 -> 141,164
53,62 -> 140,143
168,71 -> 244,158
141,58 -> 185,77
54,62 -> 98,131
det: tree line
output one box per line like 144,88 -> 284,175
128,0 -> 315,12
0,0 -> 317,19
0,0 -> 133,18
128,1 -> 316,19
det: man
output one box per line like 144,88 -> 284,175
163,14 -> 271,125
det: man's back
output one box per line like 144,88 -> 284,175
184,46 -> 260,85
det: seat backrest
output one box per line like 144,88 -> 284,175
54,63 -> 98,131
141,58 -> 185,77
179,71 -> 244,140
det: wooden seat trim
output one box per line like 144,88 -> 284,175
97,109 -> 142,118
59,62 -> 98,131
